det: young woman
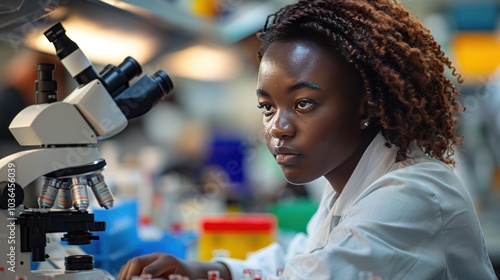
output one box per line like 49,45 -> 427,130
118,0 -> 497,279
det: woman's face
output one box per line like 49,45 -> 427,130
257,39 -> 367,185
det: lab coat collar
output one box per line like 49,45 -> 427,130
331,132 -> 398,216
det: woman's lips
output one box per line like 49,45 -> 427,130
275,153 -> 300,165
274,146 -> 301,165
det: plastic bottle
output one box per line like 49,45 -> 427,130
208,270 -> 220,280
240,268 -> 253,280
253,270 -> 262,280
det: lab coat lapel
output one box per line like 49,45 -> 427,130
333,132 -> 398,217
307,132 -> 398,252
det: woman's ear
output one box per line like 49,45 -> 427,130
358,92 -> 372,128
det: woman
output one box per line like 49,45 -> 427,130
119,0 -> 497,279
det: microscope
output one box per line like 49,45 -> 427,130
0,22 -> 173,279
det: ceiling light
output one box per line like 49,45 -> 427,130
160,44 -> 243,81
25,15 -> 160,65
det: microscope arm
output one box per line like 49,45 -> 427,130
0,147 -> 101,189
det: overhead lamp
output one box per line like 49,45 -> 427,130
25,14 -> 160,65
160,44 -> 243,81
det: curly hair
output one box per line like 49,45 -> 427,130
257,0 -> 463,165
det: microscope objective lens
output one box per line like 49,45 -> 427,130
38,178 -> 60,208
58,180 -> 72,209
88,173 -> 115,209
69,177 -> 89,211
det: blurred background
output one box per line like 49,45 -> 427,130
0,0 -> 499,277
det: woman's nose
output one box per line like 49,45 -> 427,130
269,111 -> 295,139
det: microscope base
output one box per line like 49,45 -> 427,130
0,208 -> 113,280
31,268 -> 114,280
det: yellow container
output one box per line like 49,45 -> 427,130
192,0 -> 218,17
199,214 -> 276,261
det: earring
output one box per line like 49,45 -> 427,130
361,120 -> 370,129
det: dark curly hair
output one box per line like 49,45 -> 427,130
257,0 -> 463,165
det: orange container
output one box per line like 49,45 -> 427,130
199,214 -> 276,261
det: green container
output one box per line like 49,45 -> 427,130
270,197 -> 319,233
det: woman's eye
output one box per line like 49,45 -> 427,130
257,103 -> 275,115
296,100 -> 314,110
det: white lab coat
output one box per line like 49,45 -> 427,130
215,132 -> 497,280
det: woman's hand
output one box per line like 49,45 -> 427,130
117,253 -> 186,279
117,253 -> 231,280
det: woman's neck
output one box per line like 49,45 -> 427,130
325,128 -> 379,194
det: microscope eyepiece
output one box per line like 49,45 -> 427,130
44,22 -> 100,85
36,63 -> 55,78
153,69 -> 174,94
100,56 -> 143,97
119,56 -> 142,80
44,23 -> 72,53
35,63 -> 57,104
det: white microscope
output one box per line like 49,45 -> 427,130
0,22 -> 173,279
